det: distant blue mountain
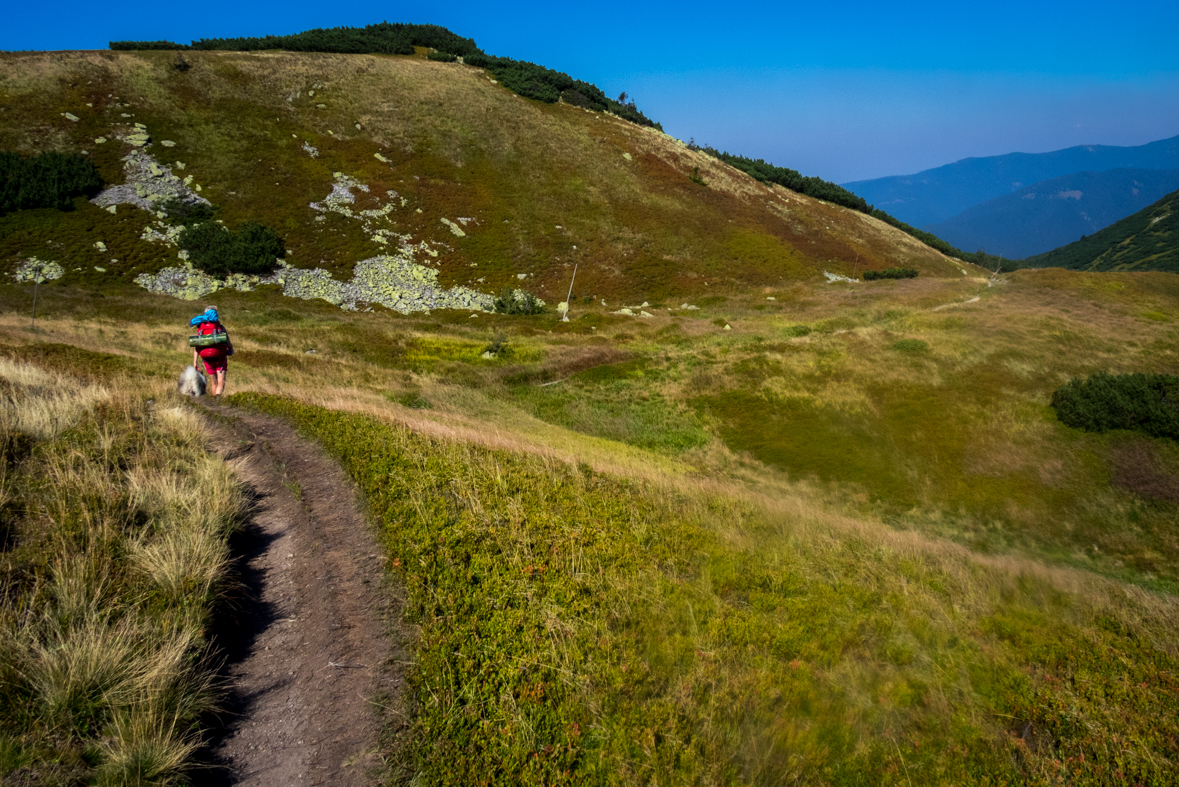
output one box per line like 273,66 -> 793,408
923,169 -> 1179,259
843,135 -> 1179,228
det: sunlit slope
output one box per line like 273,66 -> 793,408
0,49 -> 966,303
1025,188 -> 1179,273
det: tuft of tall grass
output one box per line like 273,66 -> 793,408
0,358 -> 245,783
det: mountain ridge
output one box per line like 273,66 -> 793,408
844,134 -> 1179,228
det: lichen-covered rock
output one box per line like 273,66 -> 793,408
374,152 -> 389,163
12,257 -> 64,283
92,149 -> 209,213
160,140 -> 176,147
441,218 -> 466,237
137,241 -> 498,315
63,113 -> 79,122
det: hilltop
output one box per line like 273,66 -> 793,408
0,48 -> 965,314
1025,187 -> 1179,272
845,134 -> 1179,228
927,168 -> 1179,258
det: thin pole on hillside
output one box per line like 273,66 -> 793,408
30,279 -> 39,329
561,264 -> 578,322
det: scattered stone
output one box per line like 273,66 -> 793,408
121,113 -> 132,118
623,152 -> 632,161
161,140 -> 176,147
316,104 -> 327,109
680,303 -> 699,310
94,266 -> 106,272
441,218 -> 466,237
641,301 -> 649,307
175,161 -> 186,170
517,273 -> 527,280
94,136 -> 107,144
63,112 -> 79,122
11,257 -> 64,283
308,90 -> 315,97
823,271 -> 858,284
92,148 -> 209,213
481,351 -> 495,359
105,205 -> 116,214
640,310 -> 654,318
374,152 -> 389,163
302,142 -> 319,157
613,308 -> 634,316
94,241 -> 107,252
355,123 -> 362,131
767,296 -> 776,300
194,184 -> 202,192
723,324 -> 732,330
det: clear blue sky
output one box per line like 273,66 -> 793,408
6,0 -> 1179,183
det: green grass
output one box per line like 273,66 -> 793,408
232,391 -> 1179,786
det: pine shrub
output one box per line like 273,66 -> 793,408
177,221 -> 283,278
1051,373 -> 1179,440
0,151 -> 103,214
864,267 -> 919,281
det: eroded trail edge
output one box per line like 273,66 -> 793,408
197,405 -> 402,786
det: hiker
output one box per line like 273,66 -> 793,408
189,306 -> 233,397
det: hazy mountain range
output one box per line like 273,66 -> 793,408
924,168 -> 1179,258
844,135 -> 1179,229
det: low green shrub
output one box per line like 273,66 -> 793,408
0,151 -> 103,215
177,221 -> 284,278
1051,372 -> 1179,440
864,267 -> 919,281
426,50 -> 457,62
493,287 -> 543,315
892,338 -> 929,353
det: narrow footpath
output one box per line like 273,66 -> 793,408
195,404 -> 406,786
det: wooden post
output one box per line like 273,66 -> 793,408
561,263 -> 578,322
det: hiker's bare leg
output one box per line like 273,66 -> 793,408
213,369 -> 226,396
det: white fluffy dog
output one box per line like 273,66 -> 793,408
177,365 -> 207,397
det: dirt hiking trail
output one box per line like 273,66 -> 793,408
194,404 -> 405,786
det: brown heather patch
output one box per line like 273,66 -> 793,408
1109,437 -> 1179,505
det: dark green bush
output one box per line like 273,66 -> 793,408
178,221 -> 284,278
1051,373 -> 1179,440
493,287 -> 543,315
0,151 -> 103,214
864,267 -> 919,281
109,40 -> 186,50
426,50 -> 457,62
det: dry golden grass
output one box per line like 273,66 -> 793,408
0,356 -> 246,782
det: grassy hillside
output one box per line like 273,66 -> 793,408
0,49 -> 965,311
1025,188 -> 1179,272
3,44 -> 1179,787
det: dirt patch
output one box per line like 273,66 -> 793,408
194,404 -> 406,786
